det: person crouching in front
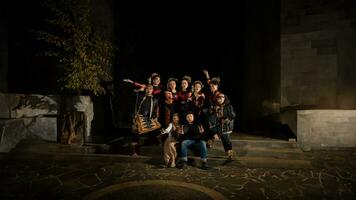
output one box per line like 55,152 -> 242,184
160,113 -> 183,168
178,112 -> 209,170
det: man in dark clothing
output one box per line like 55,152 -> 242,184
137,85 -> 159,119
131,85 -> 160,155
179,112 -> 209,170
209,93 -> 236,160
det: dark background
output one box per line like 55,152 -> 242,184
3,0 -> 286,138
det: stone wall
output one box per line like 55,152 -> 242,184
281,0 -> 356,108
0,93 -> 58,152
0,93 -> 58,119
297,110 -> 356,151
280,0 -> 356,135
0,118 -> 57,152
0,93 -> 94,152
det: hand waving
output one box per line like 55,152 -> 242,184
123,79 -> 133,83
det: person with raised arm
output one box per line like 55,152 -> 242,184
129,84 -> 160,156
202,69 -> 222,148
123,73 -> 162,98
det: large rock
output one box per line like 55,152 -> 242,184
0,93 -> 94,151
0,117 -> 57,152
11,94 -> 58,118
297,110 -> 356,151
0,93 -> 58,118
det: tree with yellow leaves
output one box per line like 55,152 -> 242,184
33,0 -> 115,96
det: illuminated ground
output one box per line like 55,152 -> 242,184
0,138 -> 355,200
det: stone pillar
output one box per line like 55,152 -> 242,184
69,96 -> 94,138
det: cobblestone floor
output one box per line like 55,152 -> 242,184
1,149 -> 356,199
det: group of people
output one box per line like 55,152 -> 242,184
123,69 -> 236,170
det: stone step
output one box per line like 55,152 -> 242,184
1,149 -> 312,169
208,146 -> 304,160
211,139 -> 298,149
138,144 -> 304,160
186,155 -> 311,169
10,137 -> 303,161
130,145 -> 308,168
103,135 -> 302,159
5,139 -> 311,169
10,139 -> 97,154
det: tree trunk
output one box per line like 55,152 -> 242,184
58,95 -> 91,145
59,111 -> 85,144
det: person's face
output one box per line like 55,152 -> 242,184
194,83 -> 202,93
210,83 -> 218,93
164,91 -> 173,99
186,114 -> 194,123
152,77 -> 160,86
168,80 -> 176,90
145,86 -> 153,96
217,96 -> 225,105
181,80 -> 189,90
172,115 -> 179,124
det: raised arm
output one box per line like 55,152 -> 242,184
123,78 -> 134,84
123,78 -> 146,89
162,123 -> 173,134
202,69 -> 210,79
202,69 -> 211,84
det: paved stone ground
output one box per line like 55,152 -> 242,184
1,147 -> 356,200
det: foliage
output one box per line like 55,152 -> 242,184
33,0 -> 114,95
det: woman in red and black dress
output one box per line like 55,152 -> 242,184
177,75 -> 192,123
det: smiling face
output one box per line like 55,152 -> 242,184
164,91 -> 173,100
168,80 -> 176,90
172,114 -> 179,124
145,85 -> 153,96
181,80 -> 189,90
210,83 -> 218,93
194,83 -> 202,93
217,94 -> 225,105
186,113 -> 194,124
152,76 -> 160,86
